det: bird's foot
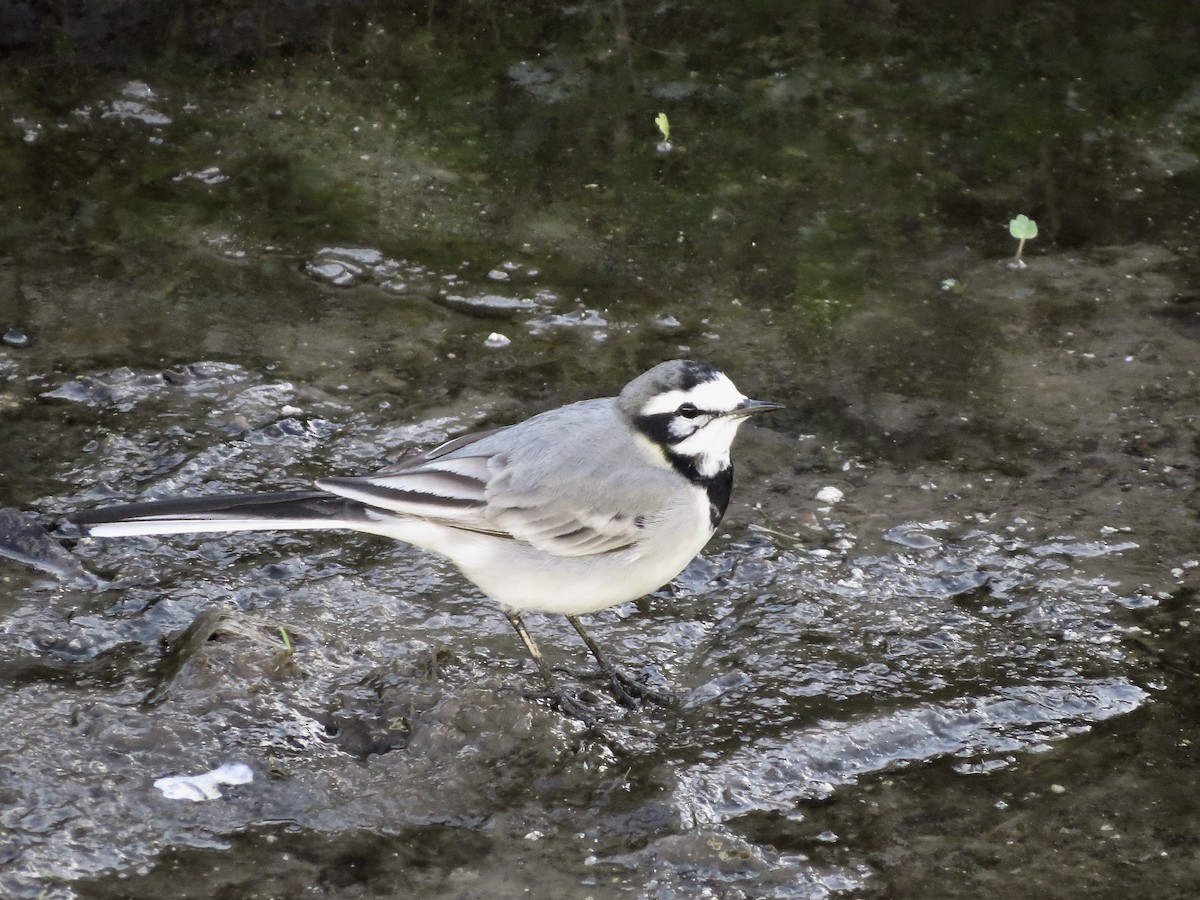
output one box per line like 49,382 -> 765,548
528,682 -> 672,729
521,685 -> 609,729
605,669 -> 678,710
552,688 -> 606,728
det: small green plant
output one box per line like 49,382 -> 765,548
655,112 -> 670,142
654,112 -> 673,152
267,626 -> 303,679
1008,214 -> 1038,269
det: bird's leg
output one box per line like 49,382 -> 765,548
565,615 -> 677,708
503,609 -> 598,724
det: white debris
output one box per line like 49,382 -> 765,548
485,332 -> 512,349
316,246 -> 384,266
307,260 -> 362,286
154,763 -> 253,801
173,166 -> 229,185
102,100 -> 172,127
122,81 -> 157,101
12,116 -> 42,143
815,486 -> 844,504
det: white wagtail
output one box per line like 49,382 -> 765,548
75,360 -> 782,720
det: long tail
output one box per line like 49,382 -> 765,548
73,490 -> 376,537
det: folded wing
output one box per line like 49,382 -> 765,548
318,427 -> 675,558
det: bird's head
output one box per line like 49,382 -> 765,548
618,360 -> 783,480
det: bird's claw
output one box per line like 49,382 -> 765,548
607,670 -> 678,709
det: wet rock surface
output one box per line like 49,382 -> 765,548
1,238 -> 1196,899
2,5 -> 1199,898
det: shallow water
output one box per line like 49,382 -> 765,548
2,4 -> 1200,898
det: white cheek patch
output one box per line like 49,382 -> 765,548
671,416 -> 744,477
668,417 -> 702,439
639,373 -> 746,417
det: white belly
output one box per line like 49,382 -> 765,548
365,488 -> 716,615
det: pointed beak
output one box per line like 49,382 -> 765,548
728,398 -> 785,418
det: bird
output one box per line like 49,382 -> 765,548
74,360 -> 783,722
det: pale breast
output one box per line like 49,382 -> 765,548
458,484 -> 717,615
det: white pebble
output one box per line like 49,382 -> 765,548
154,762 -> 253,801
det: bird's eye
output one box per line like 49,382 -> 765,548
677,402 -> 703,419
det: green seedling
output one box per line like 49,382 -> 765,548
1008,214 -> 1038,269
655,112 -> 670,142
655,112 -> 673,153
278,627 -> 293,654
